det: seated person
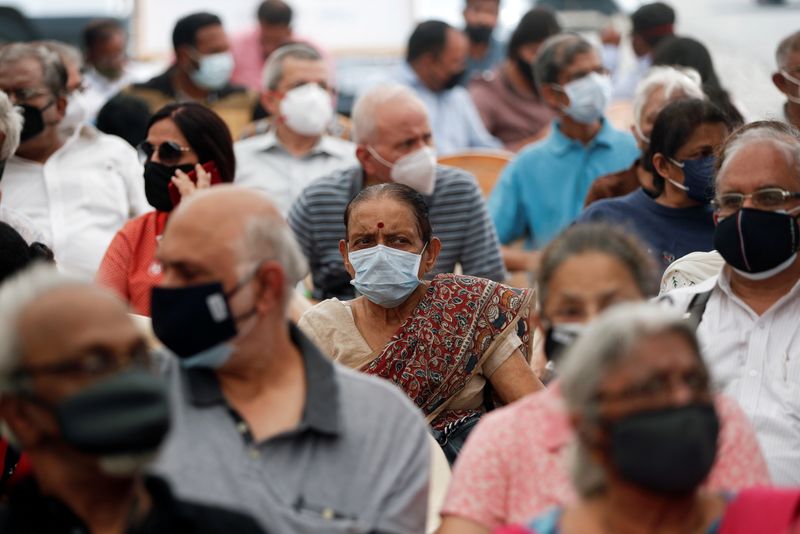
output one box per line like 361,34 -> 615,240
584,66 -> 705,206
123,12 -> 258,139
497,303 -> 788,534
393,20 -> 501,155
234,43 -> 356,215
469,7 -> 560,151
95,93 -> 152,148
577,98 -> 732,272
288,83 -> 505,301
488,33 -> 639,272
438,224 -> 769,534
460,0 -> 505,85
97,102 -> 234,316
0,265 -> 265,533
298,183 -> 542,463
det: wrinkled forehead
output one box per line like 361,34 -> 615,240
717,139 -> 800,192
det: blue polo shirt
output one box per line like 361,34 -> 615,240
576,188 -> 715,272
488,119 -> 638,248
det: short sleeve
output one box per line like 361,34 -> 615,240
482,331 -> 522,378
96,227 -> 134,302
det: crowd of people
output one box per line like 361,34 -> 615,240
0,0 -> 800,532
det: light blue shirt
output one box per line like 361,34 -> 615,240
488,119 -> 639,248
393,63 -> 502,155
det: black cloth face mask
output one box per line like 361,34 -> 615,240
19,102 -> 54,142
465,24 -> 493,44
25,370 -> 170,456
543,323 -> 585,364
143,161 -> 195,212
442,69 -> 466,91
606,403 -> 719,495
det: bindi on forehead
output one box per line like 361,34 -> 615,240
377,222 -> 384,229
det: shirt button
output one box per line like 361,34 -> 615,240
249,448 -> 261,460
237,422 -> 248,434
759,324 -> 766,330
749,369 -> 758,377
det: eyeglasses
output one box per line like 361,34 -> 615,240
2,87 -> 50,103
10,345 -> 153,385
137,140 -> 192,165
595,369 -> 710,404
713,188 -> 800,213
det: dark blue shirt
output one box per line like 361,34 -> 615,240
576,188 -> 715,271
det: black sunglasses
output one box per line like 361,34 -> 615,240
137,140 -> 191,165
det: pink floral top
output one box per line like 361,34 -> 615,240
441,384 -> 771,530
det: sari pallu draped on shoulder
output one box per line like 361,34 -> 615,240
362,274 -> 534,432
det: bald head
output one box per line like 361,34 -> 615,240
352,84 -> 429,145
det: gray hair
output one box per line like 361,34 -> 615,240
261,43 -> 322,91
633,66 -> 704,134
240,214 -> 308,307
534,33 -> 595,89
776,30 -> 800,70
351,83 -> 427,145
0,264 -> 83,392
559,302 -> 703,497
38,40 -> 84,73
716,121 -> 800,187
0,43 -> 68,98
0,91 -> 22,159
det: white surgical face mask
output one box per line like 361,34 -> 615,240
348,244 -> 425,308
555,71 -> 612,125
367,145 -> 437,195
59,91 -> 90,135
190,51 -> 234,90
781,70 -> 800,104
279,83 -> 333,136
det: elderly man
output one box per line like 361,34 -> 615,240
584,65 -> 705,205
394,20 -> 500,155
288,83 -> 506,301
664,120 -> 800,485
124,12 -> 257,139
150,186 -> 430,532
773,30 -> 800,131
234,43 -> 356,215
0,265 -> 265,533
0,43 -> 147,279
489,33 -> 639,272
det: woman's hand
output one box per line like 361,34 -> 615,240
171,163 -> 212,199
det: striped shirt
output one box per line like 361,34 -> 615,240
288,165 -> 506,300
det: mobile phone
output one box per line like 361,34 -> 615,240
168,160 -> 223,208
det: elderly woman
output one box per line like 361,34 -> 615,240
498,303 -> 798,534
438,224 -> 769,534
578,98 -> 733,272
96,102 -> 235,316
299,183 -> 542,461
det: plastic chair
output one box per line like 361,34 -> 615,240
438,151 -> 514,198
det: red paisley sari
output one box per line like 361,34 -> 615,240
361,274 -> 534,431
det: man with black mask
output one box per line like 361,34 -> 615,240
461,0 -> 504,85
0,43 -> 147,280
469,7 -> 560,151
664,120 -> 800,485
0,265 -> 265,533
394,19 -> 501,155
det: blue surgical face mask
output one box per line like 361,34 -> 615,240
667,154 -> 716,203
348,244 -> 426,308
189,51 -> 234,90
555,71 -> 612,125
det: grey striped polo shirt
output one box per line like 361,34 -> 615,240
288,165 -> 507,300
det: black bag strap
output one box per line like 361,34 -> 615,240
687,289 -> 714,331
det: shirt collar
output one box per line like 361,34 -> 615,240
716,266 -> 800,316
260,127 -> 348,158
548,117 -> 615,156
184,322 -> 341,436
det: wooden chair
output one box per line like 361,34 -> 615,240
438,150 -> 514,198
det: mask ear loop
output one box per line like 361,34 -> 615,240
366,146 -> 395,169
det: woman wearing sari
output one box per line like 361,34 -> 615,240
298,183 -> 542,461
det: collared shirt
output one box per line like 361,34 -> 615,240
392,63 -> 502,156
488,119 -> 639,248
442,384 -> 769,530
0,475 -> 266,534
151,324 -> 431,533
82,65 -> 138,122
661,269 -> 800,485
461,35 -> 506,86
234,128 -> 357,215
0,124 -> 149,279
287,165 -> 507,300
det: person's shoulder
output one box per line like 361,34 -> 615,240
302,165 -> 359,195
434,165 -> 480,189
332,363 -> 425,425
602,122 -> 638,149
233,131 -> 270,152
301,298 -> 347,323
654,274 -> 719,309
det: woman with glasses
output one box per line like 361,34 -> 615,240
298,183 -> 542,464
96,102 -> 235,316
496,303 -> 798,534
577,98 -> 733,274
438,224 -> 768,534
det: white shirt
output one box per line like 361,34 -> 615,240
82,65 -> 138,122
234,129 -> 357,216
662,269 -> 800,484
0,125 -> 149,279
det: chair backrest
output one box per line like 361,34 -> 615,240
438,151 -> 514,198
